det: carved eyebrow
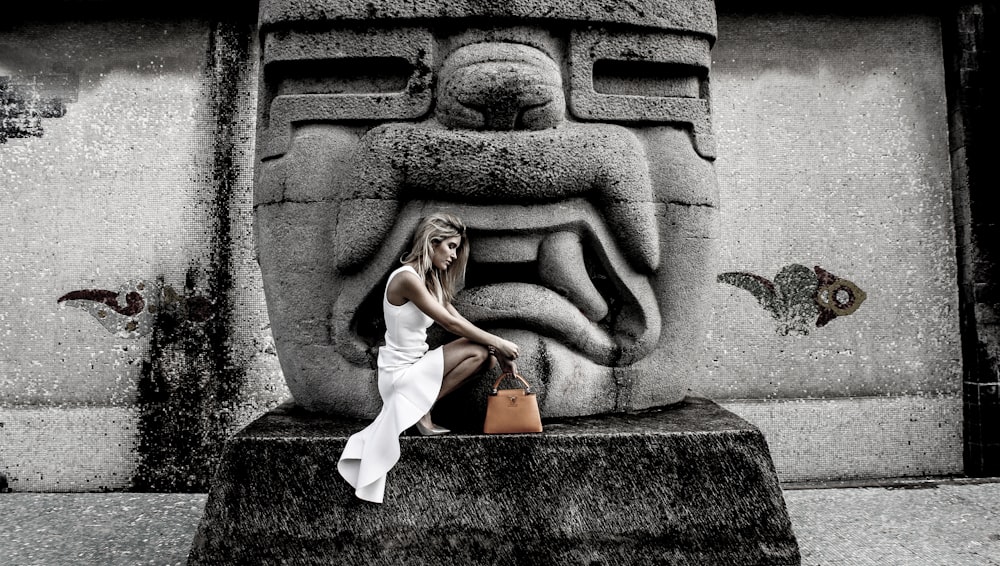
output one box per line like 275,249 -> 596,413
258,26 -> 434,160
569,28 -> 715,159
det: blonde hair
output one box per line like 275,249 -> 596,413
400,213 -> 469,303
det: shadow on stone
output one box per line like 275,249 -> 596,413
188,397 -> 800,565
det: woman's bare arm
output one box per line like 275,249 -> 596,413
391,271 -> 519,358
445,302 -> 518,371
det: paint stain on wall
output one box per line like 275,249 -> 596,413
718,264 -> 867,335
58,280 -> 213,339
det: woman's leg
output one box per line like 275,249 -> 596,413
438,338 -> 493,399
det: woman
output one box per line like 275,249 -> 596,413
337,212 -> 519,503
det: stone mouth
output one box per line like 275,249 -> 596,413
335,202 -> 660,367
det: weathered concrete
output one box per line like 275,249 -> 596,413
0,17 -> 288,491
188,398 -> 799,565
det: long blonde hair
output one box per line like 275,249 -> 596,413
400,213 -> 469,303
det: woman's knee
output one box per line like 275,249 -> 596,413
443,339 -> 489,371
469,344 -> 489,366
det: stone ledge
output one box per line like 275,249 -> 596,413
189,398 -> 800,565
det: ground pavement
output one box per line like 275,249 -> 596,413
1,479 -> 998,565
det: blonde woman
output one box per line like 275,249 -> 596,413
338,212 -> 519,503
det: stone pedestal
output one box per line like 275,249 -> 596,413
188,398 -> 800,565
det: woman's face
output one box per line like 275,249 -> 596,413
431,235 -> 462,271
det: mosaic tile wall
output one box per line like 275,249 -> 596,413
0,19 -> 287,491
703,13 -> 963,479
0,12 -> 964,490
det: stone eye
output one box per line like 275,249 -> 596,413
592,60 -> 705,99
272,56 -> 413,96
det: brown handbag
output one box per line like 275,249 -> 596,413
483,371 -> 543,434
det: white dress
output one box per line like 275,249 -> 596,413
337,265 -> 445,503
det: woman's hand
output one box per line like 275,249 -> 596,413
488,339 -> 519,373
498,357 -> 517,375
494,339 -> 519,361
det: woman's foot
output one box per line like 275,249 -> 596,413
414,413 -> 450,436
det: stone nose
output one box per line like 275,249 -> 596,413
437,42 -> 565,131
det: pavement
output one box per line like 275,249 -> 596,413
1,479 -> 999,565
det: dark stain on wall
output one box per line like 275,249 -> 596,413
132,20 -> 254,492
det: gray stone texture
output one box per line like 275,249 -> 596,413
258,0 -> 718,36
254,1 -> 721,424
188,398 -> 799,566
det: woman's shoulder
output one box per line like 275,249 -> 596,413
387,264 -> 421,287
385,264 -> 425,306
390,264 -> 420,278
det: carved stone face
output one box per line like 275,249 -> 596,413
254,0 -> 720,420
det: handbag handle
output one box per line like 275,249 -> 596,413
490,372 -> 534,395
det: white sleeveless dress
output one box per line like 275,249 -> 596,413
337,265 -> 445,503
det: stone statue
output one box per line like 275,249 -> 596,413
254,0 -> 720,422
196,5 -> 799,562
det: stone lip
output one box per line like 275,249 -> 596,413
258,0 -> 718,38
332,200 -> 661,369
190,397 -> 800,565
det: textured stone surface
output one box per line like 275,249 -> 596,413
189,398 -> 799,565
569,28 -> 716,157
258,0 -> 718,35
254,2 -> 720,423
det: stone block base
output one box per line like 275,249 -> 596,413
188,397 -> 800,565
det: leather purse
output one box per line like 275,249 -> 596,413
483,371 -> 543,434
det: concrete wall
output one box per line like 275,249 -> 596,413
0,10 -> 963,490
0,18 -> 287,491
705,13 -> 962,481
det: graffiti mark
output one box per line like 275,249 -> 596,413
58,279 -> 213,338
718,265 -> 867,336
